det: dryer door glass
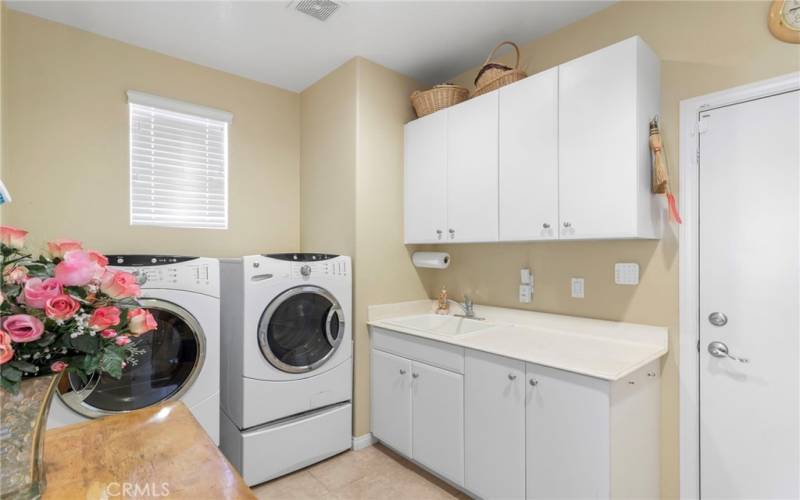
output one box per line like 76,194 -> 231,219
57,299 -> 206,417
258,285 -> 344,373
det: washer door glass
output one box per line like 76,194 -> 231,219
258,285 -> 344,373
58,299 -> 205,417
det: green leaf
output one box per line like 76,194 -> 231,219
1,365 -> 22,382
100,348 -> 124,379
0,376 -> 20,394
79,353 -> 100,373
70,334 -> 100,354
9,360 -> 38,373
36,332 -> 57,347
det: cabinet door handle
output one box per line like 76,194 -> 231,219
399,369 -> 407,375
508,373 -> 517,380
412,373 -> 419,379
435,229 -> 442,240
529,379 -> 539,386
562,222 -> 572,228
542,223 -> 551,229
448,228 -> 455,239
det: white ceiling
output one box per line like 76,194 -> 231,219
8,1 -> 614,92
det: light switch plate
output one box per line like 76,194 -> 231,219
571,278 -> 584,298
519,284 -> 532,303
615,263 -> 640,285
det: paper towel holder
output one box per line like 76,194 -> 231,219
412,252 -> 450,269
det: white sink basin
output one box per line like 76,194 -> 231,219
383,314 -> 494,337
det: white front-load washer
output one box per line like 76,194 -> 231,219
47,255 -> 221,444
220,253 -> 352,486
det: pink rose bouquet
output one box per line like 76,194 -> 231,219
0,226 -> 157,394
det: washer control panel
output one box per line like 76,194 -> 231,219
107,255 -> 219,296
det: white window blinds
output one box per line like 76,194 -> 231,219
128,91 -> 232,229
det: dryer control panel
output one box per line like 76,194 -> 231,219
291,259 -> 348,279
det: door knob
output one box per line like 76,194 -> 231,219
708,312 -> 728,327
562,222 -> 572,228
508,374 -> 517,381
708,341 -> 749,363
542,223 -> 551,229
412,373 -> 419,379
436,229 -> 443,240
399,369 -> 407,375
529,379 -> 538,386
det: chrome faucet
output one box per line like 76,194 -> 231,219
452,295 -> 484,320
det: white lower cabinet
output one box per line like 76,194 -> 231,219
371,349 -> 412,457
370,327 -> 660,499
465,350 -> 526,499
411,361 -> 464,486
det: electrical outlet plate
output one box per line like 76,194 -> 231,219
520,268 -> 532,285
571,278 -> 585,298
519,284 -> 532,303
615,263 -> 640,285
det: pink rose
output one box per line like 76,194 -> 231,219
100,329 -> 117,339
127,308 -> 157,335
47,239 -> 83,258
115,335 -> 131,346
0,226 -> 28,249
50,360 -> 68,373
88,250 -> 109,268
45,294 -> 81,321
3,265 -> 28,284
3,314 -> 45,343
100,271 -> 140,299
88,306 -> 120,330
0,331 -> 13,365
54,250 -> 102,286
20,278 -> 63,309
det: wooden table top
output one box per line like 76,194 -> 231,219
43,402 -> 255,500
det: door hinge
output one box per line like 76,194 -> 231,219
697,339 -> 700,353
698,116 -> 710,134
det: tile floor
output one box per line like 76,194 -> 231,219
251,444 -> 471,500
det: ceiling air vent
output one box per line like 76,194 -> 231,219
295,0 -> 340,21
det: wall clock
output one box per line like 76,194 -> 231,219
768,0 -> 800,43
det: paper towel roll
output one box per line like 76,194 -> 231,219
412,252 -> 450,269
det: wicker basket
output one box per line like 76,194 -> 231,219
473,41 -> 527,97
411,84 -> 469,118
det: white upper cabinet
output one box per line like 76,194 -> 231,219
558,36 -> 661,239
403,36 -> 661,244
404,111 -> 448,244
446,91 -> 499,243
499,67 -> 559,241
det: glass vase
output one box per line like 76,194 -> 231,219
0,374 -> 60,500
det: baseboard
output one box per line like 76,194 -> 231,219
352,433 -> 376,451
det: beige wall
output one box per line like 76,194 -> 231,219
2,10 -> 301,256
421,1 -> 800,497
300,59 -> 358,257
301,57 -> 428,436
353,58 -> 428,436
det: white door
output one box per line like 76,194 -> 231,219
411,361 -> 464,486
404,112 -> 447,244
526,363 -> 610,500
446,91 -> 499,243
465,350 -> 526,499
558,38 -> 638,239
371,350 -> 412,457
499,68 -> 559,241
699,90 -> 800,499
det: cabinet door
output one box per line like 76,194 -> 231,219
404,112 -> 448,244
371,350 -> 412,457
558,37 -> 638,239
411,361 -> 464,486
465,350 -> 526,499
526,363 -> 610,500
499,68 -> 559,241
446,92 -> 499,243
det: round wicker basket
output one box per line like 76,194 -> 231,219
473,41 -> 527,97
411,84 -> 469,118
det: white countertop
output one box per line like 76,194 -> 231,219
367,301 -> 668,381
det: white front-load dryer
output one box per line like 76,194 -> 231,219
47,256 -> 221,444
220,253 -> 352,486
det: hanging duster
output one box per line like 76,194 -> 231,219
649,117 -> 682,224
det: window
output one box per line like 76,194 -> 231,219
128,91 -> 232,229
